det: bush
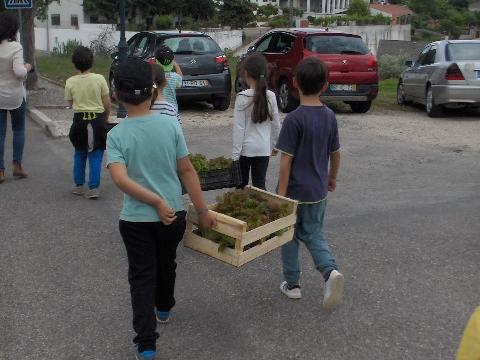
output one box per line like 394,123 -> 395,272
268,15 -> 289,28
154,15 -> 173,30
379,55 -> 407,80
89,26 -> 116,56
52,39 -> 83,56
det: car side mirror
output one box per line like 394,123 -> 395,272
247,46 -> 255,53
404,60 -> 413,67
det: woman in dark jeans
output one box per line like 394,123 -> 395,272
0,12 -> 31,183
232,53 -> 281,190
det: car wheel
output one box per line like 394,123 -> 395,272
213,95 -> 231,111
426,86 -> 442,118
349,101 -> 372,114
396,81 -> 409,105
278,79 -> 299,113
235,77 -> 247,93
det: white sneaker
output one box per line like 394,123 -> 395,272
280,281 -> 302,299
323,270 -> 344,311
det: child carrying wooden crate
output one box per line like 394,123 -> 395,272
275,57 -> 344,311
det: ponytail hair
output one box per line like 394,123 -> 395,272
242,53 -> 271,124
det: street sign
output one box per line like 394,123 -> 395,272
4,0 -> 33,9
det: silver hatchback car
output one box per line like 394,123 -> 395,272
397,40 -> 480,117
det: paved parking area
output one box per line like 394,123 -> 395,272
1,87 -> 479,359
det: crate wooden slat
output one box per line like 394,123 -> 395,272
183,186 -> 298,267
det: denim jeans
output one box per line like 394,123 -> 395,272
119,214 -> 186,352
73,149 -> 104,189
281,200 -> 338,286
0,99 -> 26,171
238,156 -> 270,190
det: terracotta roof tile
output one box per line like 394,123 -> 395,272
369,4 -> 414,17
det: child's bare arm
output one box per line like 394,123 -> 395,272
102,95 -> 111,122
277,153 -> 293,197
328,150 -> 341,192
173,61 -> 183,76
177,157 -> 216,229
108,163 -> 177,224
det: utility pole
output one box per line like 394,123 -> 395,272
116,0 -> 128,119
289,0 -> 294,27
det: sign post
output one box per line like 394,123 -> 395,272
4,0 -> 34,47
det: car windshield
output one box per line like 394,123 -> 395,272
304,35 -> 369,55
162,36 -> 221,55
446,43 -> 480,61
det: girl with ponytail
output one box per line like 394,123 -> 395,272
232,53 -> 281,190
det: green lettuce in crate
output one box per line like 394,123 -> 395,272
201,191 -> 290,251
189,154 -> 232,173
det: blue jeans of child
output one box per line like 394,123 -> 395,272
0,99 -> 26,171
281,200 -> 338,286
73,149 -> 104,189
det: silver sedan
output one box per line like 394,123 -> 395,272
397,40 -> 480,117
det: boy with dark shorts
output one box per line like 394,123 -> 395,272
275,57 -> 344,311
65,46 -> 110,199
106,58 -> 216,360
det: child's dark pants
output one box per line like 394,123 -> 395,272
119,212 -> 186,352
238,155 -> 270,190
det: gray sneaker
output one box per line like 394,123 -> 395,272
323,270 -> 344,311
85,188 -> 100,199
71,185 -> 85,196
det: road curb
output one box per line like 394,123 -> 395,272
27,107 -> 63,138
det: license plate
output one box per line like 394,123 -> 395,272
182,80 -> 209,87
330,84 -> 357,92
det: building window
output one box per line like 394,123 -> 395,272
71,15 -> 79,28
51,14 -> 60,26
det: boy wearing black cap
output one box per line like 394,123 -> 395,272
106,58 -> 216,360
155,45 -> 182,115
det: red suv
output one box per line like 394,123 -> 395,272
236,28 -> 378,113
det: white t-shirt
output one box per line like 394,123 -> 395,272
232,89 -> 281,160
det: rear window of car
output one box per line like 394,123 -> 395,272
446,43 -> 480,61
162,36 -> 221,55
304,35 -> 369,55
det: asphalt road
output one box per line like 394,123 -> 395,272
1,110 -> 479,360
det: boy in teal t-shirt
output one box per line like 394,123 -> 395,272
106,58 -> 216,360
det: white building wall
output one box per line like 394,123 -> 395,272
34,24 -> 243,53
310,24 -> 411,53
35,0 -> 84,29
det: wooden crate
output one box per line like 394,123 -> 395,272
183,186 -> 298,267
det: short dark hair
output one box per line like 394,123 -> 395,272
294,57 -> 329,95
114,58 -> 153,106
0,12 -> 19,43
71,46 -> 93,72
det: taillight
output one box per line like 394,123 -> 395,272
147,57 -> 157,65
445,63 -> 465,80
215,55 -> 229,70
367,57 -> 378,72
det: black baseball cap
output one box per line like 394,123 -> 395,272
114,58 -> 152,96
155,44 -> 174,72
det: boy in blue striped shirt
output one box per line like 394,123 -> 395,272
155,45 -> 182,118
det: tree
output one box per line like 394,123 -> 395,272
346,0 -> 370,17
21,0 -> 58,89
220,0 -> 255,29
257,4 -> 279,18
